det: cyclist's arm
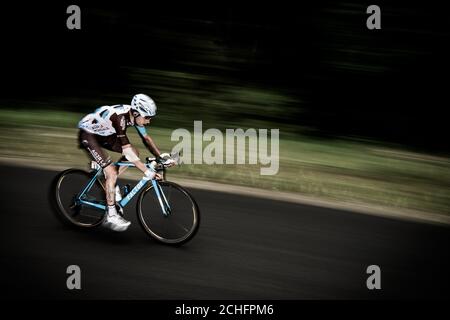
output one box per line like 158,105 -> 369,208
110,113 -> 131,146
135,125 -> 161,158
109,114 -> 148,174
121,144 -> 148,174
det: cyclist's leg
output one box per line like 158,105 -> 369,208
79,129 -> 113,169
103,164 -> 118,206
79,129 -> 116,196
79,130 -> 130,230
86,134 -> 121,206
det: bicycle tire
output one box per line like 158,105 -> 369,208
136,181 -> 200,245
53,169 -> 105,228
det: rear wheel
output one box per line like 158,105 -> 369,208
53,169 -> 105,227
137,181 -> 200,245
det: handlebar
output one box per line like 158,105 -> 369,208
145,157 -> 164,171
146,152 -> 180,171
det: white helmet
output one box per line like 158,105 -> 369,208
131,94 -> 157,118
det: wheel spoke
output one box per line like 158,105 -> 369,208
172,219 -> 190,233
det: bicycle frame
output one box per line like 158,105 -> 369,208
77,161 -> 171,216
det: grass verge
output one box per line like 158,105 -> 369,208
1,108 -> 449,216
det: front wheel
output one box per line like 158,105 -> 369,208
137,181 -> 200,245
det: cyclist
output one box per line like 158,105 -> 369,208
78,94 -> 175,232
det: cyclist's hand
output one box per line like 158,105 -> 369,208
155,173 -> 163,180
163,158 -> 176,167
156,153 -> 170,163
157,153 -> 176,167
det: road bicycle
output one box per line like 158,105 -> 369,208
51,154 -> 200,245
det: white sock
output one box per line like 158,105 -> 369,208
107,205 -> 117,215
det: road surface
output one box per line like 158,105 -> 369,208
1,164 -> 449,299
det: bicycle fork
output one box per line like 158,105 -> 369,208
151,179 -> 171,216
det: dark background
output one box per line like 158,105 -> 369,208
1,1 -> 449,152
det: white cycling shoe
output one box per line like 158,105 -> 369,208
102,211 -> 131,232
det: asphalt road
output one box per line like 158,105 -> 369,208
1,164 -> 449,299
